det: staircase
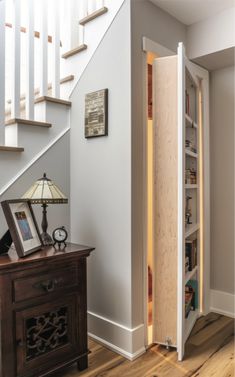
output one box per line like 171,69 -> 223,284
0,0 -> 125,193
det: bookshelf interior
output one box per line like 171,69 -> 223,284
184,65 -> 200,343
152,45 -> 204,361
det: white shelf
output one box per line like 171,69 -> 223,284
185,149 -> 198,158
185,266 -> 198,285
185,184 -> 198,189
185,113 -> 198,129
185,309 -> 199,342
185,223 -> 199,238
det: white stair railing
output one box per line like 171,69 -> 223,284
0,0 -> 106,146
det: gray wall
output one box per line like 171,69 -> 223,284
210,65 -> 235,294
0,133 -> 70,242
70,1 -> 132,327
130,0 -> 186,327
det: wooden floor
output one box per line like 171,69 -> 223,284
54,313 -> 234,377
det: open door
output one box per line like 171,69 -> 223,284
152,42 -> 209,361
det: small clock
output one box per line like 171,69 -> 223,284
52,226 -> 68,249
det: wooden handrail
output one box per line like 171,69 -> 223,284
5,22 -> 62,46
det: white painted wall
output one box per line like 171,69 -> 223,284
0,133 -> 70,241
187,7 -> 235,60
210,65 -> 234,295
70,0 -> 136,357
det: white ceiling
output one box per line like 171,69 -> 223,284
150,0 -> 235,25
192,47 -> 235,70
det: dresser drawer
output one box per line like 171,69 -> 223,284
13,265 -> 78,302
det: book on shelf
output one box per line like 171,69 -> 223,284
185,168 -> 197,184
185,285 -> 194,318
185,90 -> 190,116
186,237 -> 197,271
185,279 -> 198,318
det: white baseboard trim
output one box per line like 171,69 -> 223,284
88,332 -> 146,361
0,127 -> 70,197
87,311 -> 146,361
210,289 -> 235,318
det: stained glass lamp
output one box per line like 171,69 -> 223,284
22,173 -> 68,245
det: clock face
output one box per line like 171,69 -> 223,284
53,227 -> 67,242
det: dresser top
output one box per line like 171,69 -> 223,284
0,243 -> 94,272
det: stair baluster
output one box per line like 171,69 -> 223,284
25,0 -> 35,120
52,0 -> 60,98
40,0 -> 48,97
11,0 -> 21,120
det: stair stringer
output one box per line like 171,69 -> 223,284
0,102 -> 70,195
0,131 -> 70,237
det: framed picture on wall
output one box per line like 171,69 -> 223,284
1,199 -> 43,258
85,88 -> 108,138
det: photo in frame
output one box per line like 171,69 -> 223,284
1,199 -> 43,257
85,88 -> 108,138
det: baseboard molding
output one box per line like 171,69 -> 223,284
87,311 -> 146,360
210,289 -> 235,318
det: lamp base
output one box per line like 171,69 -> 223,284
41,232 -> 53,246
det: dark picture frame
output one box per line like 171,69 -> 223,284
1,199 -> 43,258
85,88 -> 108,138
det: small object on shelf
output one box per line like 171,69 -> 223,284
185,139 -> 197,154
0,229 -> 12,255
185,256 -> 190,274
52,226 -> 68,249
185,168 -> 197,184
185,196 -> 192,225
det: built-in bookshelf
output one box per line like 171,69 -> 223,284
153,44 -> 204,361
184,64 -> 200,343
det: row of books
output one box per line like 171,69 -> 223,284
185,280 -> 198,318
186,237 -> 197,272
185,90 -> 190,116
185,168 -> 197,184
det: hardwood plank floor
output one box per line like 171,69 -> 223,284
53,313 -> 234,377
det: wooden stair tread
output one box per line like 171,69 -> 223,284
35,96 -> 72,106
79,7 -> 108,26
5,118 -> 52,128
6,75 -> 74,105
62,44 -> 87,59
0,146 -> 24,152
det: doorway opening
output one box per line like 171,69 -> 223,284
146,51 -> 157,346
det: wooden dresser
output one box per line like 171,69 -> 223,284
0,243 -> 94,377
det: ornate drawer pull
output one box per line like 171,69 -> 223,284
33,278 -> 64,293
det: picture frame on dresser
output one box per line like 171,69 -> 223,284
1,199 -> 43,257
